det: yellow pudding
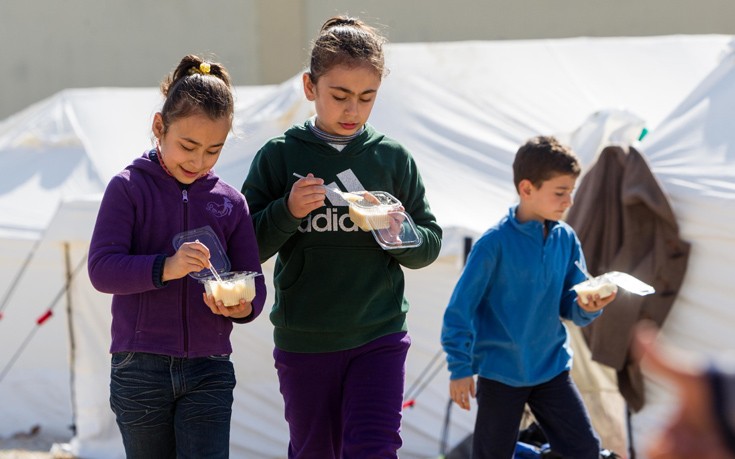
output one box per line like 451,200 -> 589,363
348,191 -> 398,231
349,205 -> 392,231
572,276 -> 618,304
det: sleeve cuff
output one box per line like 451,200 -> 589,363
152,254 -> 168,288
273,195 -> 303,229
230,310 -> 255,324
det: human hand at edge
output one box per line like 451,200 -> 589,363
632,322 -> 735,459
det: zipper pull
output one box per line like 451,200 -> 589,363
182,189 -> 189,203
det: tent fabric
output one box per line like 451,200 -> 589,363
567,324 -> 628,456
629,42 -> 735,456
1,35 -> 734,458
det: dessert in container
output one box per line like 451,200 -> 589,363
571,271 -> 655,304
172,226 -> 261,306
348,191 -> 401,231
202,271 -> 259,306
347,191 -> 423,250
572,275 -> 618,304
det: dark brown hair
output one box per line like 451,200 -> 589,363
158,54 -> 233,133
307,16 -> 387,83
512,136 -> 581,190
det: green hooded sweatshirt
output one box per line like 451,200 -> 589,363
242,122 -> 442,352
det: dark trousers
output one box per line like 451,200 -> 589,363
274,332 -> 410,459
473,370 -> 600,459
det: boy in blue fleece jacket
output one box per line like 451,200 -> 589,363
441,136 -> 616,459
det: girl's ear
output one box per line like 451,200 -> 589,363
152,112 -> 165,139
302,72 -> 316,101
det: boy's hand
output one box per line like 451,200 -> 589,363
288,173 -> 326,218
577,290 -> 616,312
450,376 -> 476,411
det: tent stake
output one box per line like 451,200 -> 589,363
64,243 -> 79,436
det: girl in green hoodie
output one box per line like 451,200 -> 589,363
242,15 -> 442,459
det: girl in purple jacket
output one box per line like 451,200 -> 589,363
88,54 -> 266,459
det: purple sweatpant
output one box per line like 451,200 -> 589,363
274,331 -> 411,459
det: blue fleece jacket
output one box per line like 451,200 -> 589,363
441,206 -> 600,387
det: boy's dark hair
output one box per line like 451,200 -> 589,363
512,136 -> 581,191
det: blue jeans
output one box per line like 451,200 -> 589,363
473,371 -> 600,459
109,352 -> 235,459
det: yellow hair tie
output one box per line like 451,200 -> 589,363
199,62 -> 211,74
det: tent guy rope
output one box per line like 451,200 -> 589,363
0,252 -> 88,384
0,238 -> 43,319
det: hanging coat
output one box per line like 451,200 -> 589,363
566,145 -> 690,411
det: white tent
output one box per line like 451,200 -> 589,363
0,35 -> 732,458
629,42 -> 735,456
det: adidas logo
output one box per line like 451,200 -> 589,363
297,207 -> 361,233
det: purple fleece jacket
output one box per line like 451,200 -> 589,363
88,150 -> 266,357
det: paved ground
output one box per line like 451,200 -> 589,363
0,434 -> 72,459
0,451 -> 53,459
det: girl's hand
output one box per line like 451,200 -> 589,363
389,206 -> 406,232
381,209 -> 405,243
450,376 -> 476,411
203,293 -> 253,319
163,241 -> 211,282
577,290 -> 616,312
288,173 -> 326,218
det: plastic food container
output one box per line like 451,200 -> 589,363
348,191 -> 423,250
571,275 -> 618,304
172,226 -> 231,278
571,271 -> 655,304
348,191 -> 401,231
172,226 -> 261,306
202,271 -> 259,307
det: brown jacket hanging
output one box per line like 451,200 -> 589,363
566,145 -> 690,411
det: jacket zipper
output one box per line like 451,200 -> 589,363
181,188 -> 189,356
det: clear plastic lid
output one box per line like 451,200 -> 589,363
348,191 -> 402,211
605,271 -> 655,296
370,210 -> 423,250
172,225 -> 231,279
347,191 -> 423,250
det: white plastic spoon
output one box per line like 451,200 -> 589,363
292,173 -> 363,202
196,238 -> 222,283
